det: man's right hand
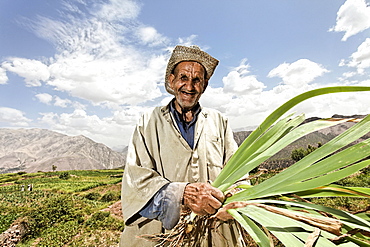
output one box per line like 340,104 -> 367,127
182,182 -> 225,215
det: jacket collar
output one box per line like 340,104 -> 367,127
160,98 -> 208,118
160,99 -> 208,150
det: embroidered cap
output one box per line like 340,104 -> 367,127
165,45 -> 219,95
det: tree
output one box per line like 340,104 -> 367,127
52,165 -> 57,172
291,143 -> 322,162
291,148 -> 305,162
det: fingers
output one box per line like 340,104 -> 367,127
215,201 -> 250,221
215,208 -> 234,221
183,182 -> 225,215
210,186 -> 225,203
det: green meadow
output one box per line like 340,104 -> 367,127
0,166 -> 369,246
0,169 -> 124,247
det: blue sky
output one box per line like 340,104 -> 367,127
0,0 -> 370,149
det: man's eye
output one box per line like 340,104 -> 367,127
180,76 -> 188,81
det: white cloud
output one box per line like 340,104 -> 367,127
201,87 -> 234,113
222,59 -> 266,95
46,51 -> 166,106
0,67 -> 8,84
344,38 -> 370,74
15,0 -> 170,107
111,107 -> 145,125
0,107 -> 31,126
137,26 -> 169,46
203,80 -> 370,133
0,0 -> 202,147
2,58 -> 50,87
54,96 -> 72,108
267,59 -> 329,86
36,93 -> 76,108
94,0 -> 141,21
35,93 -> 53,104
38,106 -> 147,148
6,0 -> 368,149
329,0 -> 370,41
177,35 -> 198,47
201,59 -> 370,134
341,71 -> 358,79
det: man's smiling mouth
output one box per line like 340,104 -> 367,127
181,90 -> 196,96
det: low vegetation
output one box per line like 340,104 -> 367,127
0,169 -> 124,247
1,165 -> 369,246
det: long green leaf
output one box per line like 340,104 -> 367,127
239,206 -> 308,246
212,86 -> 370,191
228,209 -> 272,247
213,87 -> 370,246
216,86 -> 370,190
220,86 -> 370,180
238,205 -> 342,246
235,200 -> 370,245
213,113 -> 302,189
282,137 -> 370,185
282,159 -> 370,195
243,199 -> 370,229
295,184 -> 370,198
216,118 -> 348,192
236,86 -> 370,152
227,114 -> 370,201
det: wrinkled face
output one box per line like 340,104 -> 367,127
168,61 -> 208,112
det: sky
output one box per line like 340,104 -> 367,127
0,0 -> 370,150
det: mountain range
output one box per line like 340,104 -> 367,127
0,128 -> 126,174
0,114 -> 368,174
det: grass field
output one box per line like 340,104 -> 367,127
0,166 -> 369,246
0,169 -> 124,247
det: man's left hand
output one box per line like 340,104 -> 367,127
183,182 -> 225,215
214,201 -> 249,221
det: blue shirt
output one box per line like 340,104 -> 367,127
169,100 -> 201,149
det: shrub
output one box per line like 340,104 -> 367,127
36,220 -> 79,247
84,192 -> 101,201
24,194 -> 84,239
100,191 -> 120,202
85,211 -> 124,231
59,172 -> 71,180
0,213 -> 20,232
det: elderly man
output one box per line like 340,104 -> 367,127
120,45 -> 245,246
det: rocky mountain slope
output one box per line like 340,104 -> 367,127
0,128 -> 126,174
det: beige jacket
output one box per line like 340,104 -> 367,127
120,102 -> 245,246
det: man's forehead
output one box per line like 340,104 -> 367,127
175,61 -> 205,74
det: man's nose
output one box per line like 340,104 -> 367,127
183,79 -> 195,90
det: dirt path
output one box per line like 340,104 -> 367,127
101,201 -> 123,219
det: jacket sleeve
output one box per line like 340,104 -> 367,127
139,182 -> 187,230
121,115 -> 171,226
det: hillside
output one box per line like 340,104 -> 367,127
0,128 -> 126,174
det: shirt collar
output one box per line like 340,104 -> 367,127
169,99 -> 201,124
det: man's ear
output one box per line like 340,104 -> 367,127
202,79 -> 208,93
168,74 -> 175,89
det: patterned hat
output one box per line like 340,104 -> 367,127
165,45 -> 219,95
